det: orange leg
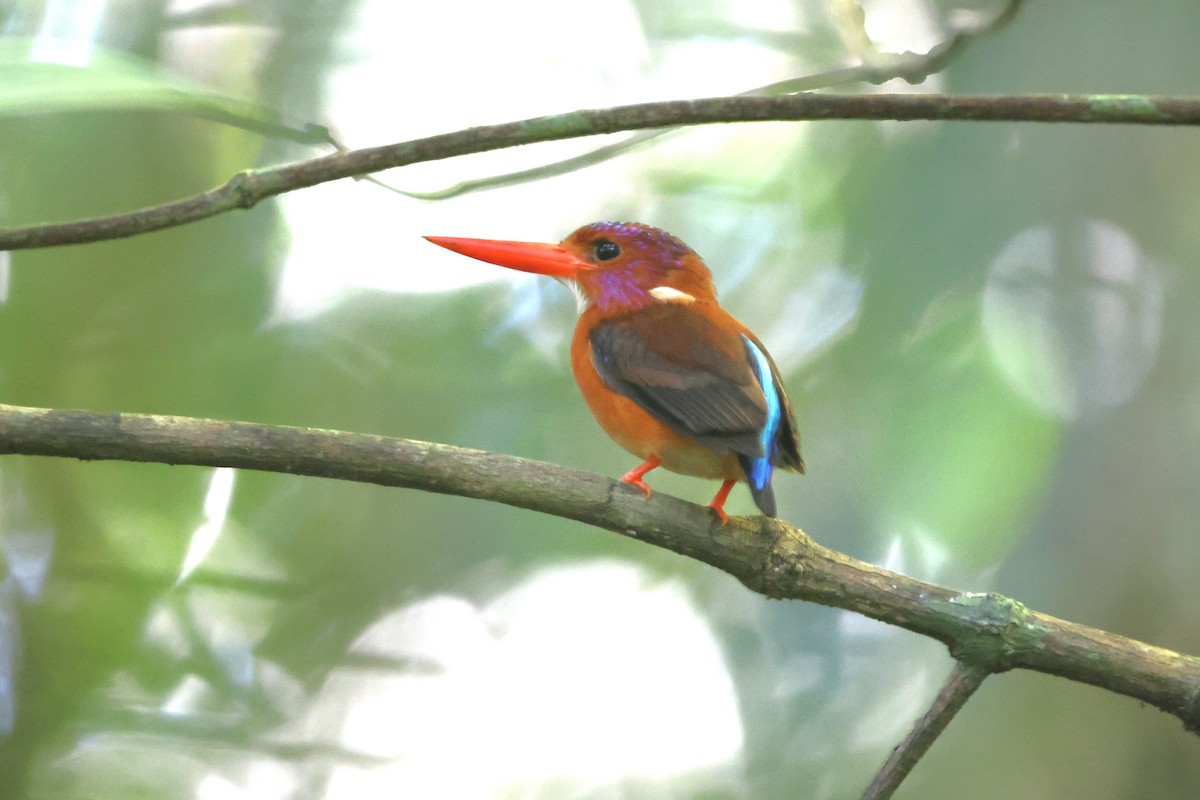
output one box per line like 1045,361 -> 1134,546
620,455 -> 661,499
706,479 -> 737,524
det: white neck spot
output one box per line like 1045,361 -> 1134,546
649,286 -> 696,304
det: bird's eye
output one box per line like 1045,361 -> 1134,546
593,239 -> 621,261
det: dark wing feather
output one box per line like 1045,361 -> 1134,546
589,305 -> 770,458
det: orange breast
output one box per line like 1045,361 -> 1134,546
569,308 -> 743,482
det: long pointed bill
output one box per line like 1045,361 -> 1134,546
424,236 -> 586,278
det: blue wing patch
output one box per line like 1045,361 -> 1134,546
741,335 -> 781,491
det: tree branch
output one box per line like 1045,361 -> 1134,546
391,0 -> 1029,200
3,92 -> 1199,251
861,661 -> 989,800
2,402 -> 1198,732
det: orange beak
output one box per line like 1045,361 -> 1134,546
424,236 -> 586,278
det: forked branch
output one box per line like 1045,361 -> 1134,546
1,402 -> 1197,736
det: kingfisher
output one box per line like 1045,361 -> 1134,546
425,221 -> 803,522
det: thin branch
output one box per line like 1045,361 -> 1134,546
388,58 -> 964,202
2,92 -> 1199,251
393,0 -> 1029,201
386,129 -> 670,201
1,402 -> 1199,732
860,661 -> 990,800
831,0 -> 1027,83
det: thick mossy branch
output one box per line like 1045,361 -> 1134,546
2,93 -> 1200,250
1,402 -> 1198,732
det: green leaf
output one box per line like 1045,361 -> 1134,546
0,37 -> 328,145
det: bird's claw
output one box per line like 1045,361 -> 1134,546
620,455 -> 661,501
706,502 -> 730,525
620,475 -> 653,500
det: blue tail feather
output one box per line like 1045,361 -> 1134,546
738,453 -> 777,516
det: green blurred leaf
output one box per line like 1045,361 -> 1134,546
0,37 -> 326,145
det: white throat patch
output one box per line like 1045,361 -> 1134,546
557,278 -> 591,312
649,286 -> 696,304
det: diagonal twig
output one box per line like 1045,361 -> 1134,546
860,661 -> 990,800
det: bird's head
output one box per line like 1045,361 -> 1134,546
426,221 -> 717,313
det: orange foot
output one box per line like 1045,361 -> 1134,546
620,455 -> 661,500
706,479 -> 737,524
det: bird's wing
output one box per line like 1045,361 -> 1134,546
588,304 -> 772,458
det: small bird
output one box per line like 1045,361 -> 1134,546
426,221 -> 803,521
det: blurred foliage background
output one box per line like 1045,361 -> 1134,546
1,0 -> 1199,797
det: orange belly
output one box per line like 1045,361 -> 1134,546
570,318 -> 743,482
